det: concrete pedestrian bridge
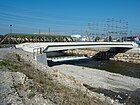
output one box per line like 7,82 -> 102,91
16,42 -> 138,53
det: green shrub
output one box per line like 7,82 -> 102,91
27,91 -> 36,99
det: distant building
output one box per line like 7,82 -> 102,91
71,34 -> 81,41
71,34 -> 81,38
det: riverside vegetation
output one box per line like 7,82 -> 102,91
0,51 -> 109,105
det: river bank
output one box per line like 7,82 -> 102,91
1,48 -> 140,104
64,48 -> 140,64
49,58 -> 140,79
52,64 -> 140,104
0,48 -> 115,105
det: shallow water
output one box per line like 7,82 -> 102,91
48,57 -> 140,79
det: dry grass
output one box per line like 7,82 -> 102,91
0,52 -> 107,105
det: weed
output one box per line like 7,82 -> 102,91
2,53 -> 106,105
6,103 -> 12,105
14,83 -> 22,89
0,60 -> 8,66
15,54 -> 21,61
27,91 -> 36,99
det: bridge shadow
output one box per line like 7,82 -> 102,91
91,47 -> 130,59
91,51 -> 117,60
47,56 -> 114,69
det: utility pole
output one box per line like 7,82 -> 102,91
116,18 -> 118,38
103,19 -> 106,39
106,18 -> 110,41
10,24 -> 12,34
119,19 -> 122,42
130,30 -> 132,36
9,24 -> 12,45
87,23 -> 90,41
96,23 -> 98,37
39,29 -> 41,34
112,18 -> 114,39
122,20 -> 126,42
125,22 -> 128,41
49,27 -> 50,35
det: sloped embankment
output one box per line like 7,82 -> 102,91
0,50 -> 109,105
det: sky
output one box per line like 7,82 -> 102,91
0,0 -> 140,35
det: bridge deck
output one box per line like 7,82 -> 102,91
16,42 -> 138,53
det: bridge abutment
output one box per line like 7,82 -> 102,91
33,47 -> 48,65
35,53 -> 48,65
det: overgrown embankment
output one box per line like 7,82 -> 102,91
0,50 -> 107,105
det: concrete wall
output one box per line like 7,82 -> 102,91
35,53 -> 48,65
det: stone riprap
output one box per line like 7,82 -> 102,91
110,53 -> 140,63
64,49 -> 140,64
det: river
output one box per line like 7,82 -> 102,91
48,57 -> 140,79
48,53 -> 140,104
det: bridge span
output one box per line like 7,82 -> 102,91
16,42 -> 138,65
16,42 -> 138,53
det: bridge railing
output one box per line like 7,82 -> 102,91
33,47 -> 45,59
